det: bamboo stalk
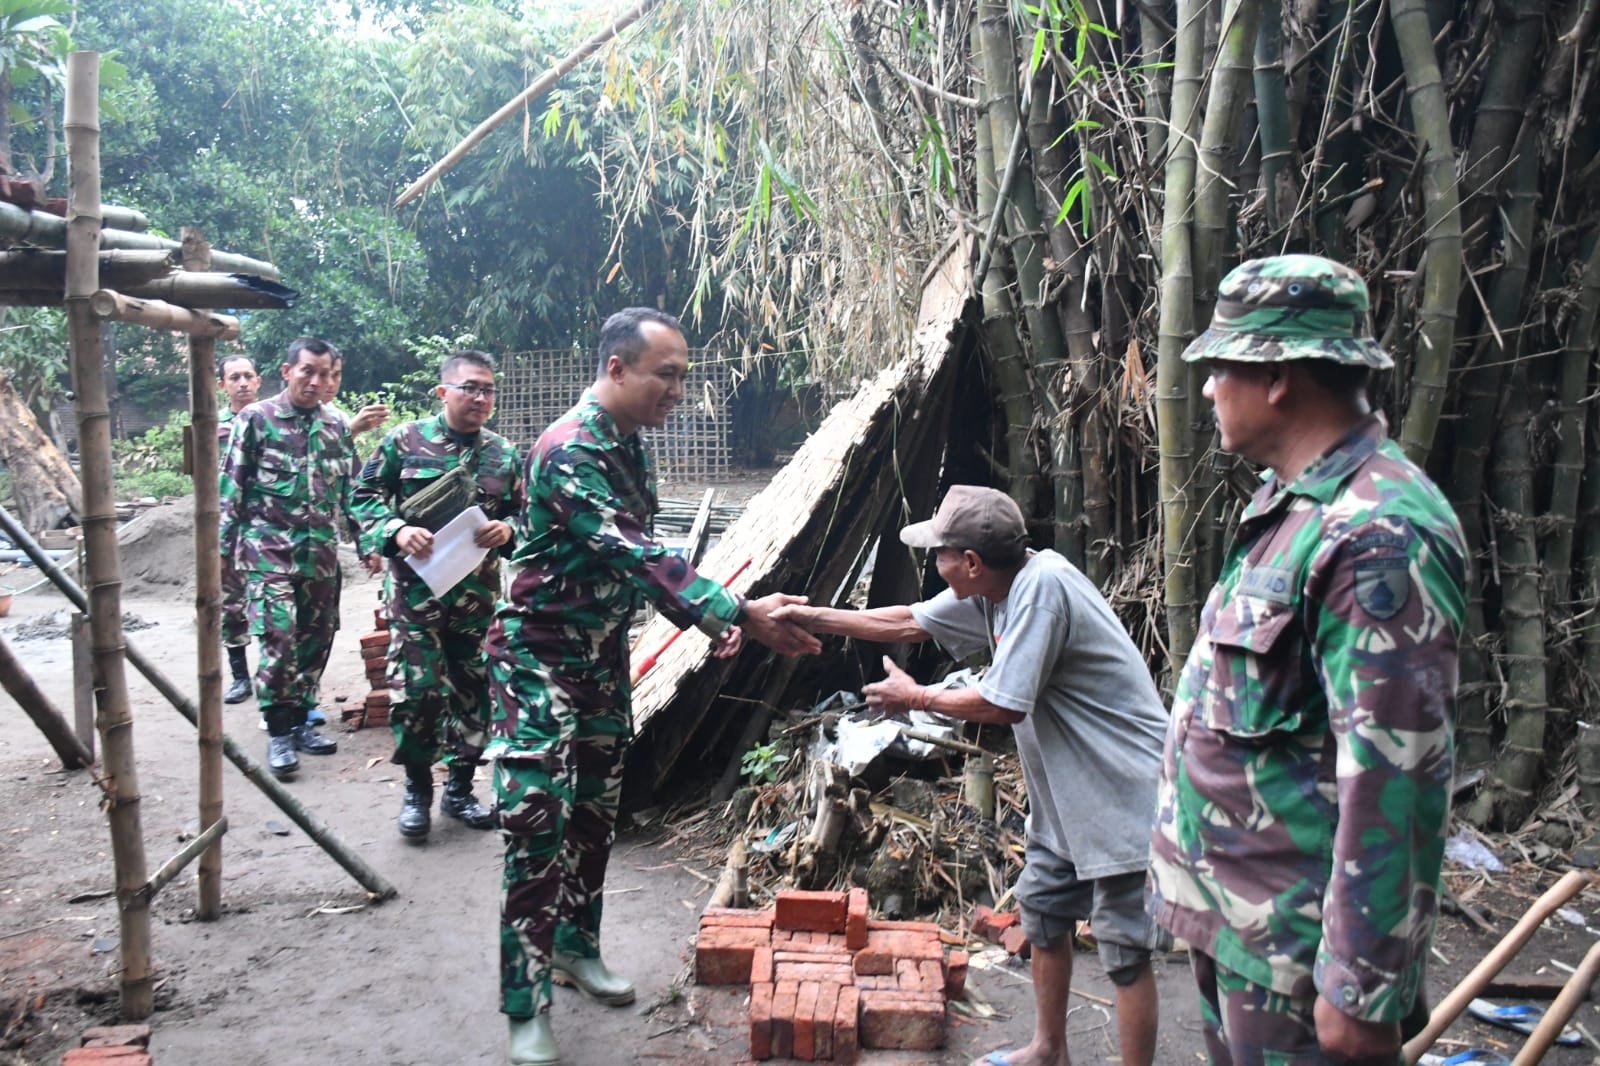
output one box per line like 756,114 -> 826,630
135,817 -> 228,905
394,0 -> 662,209
1390,0 -> 1463,463
1155,0 -> 1207,676
1253,1 -> 1294,232
1541,233 -> 1600,617
0,200 -> 279,278
1404,871 -> 1595,1062
118,272 -> 296,309
88,289 -> 240,340
1510,939 -> 1600,1065
1192,0 -> 1260,312
0,632 -> 94,769
0,504 -> 400,901
0,248 -> 179,288
184,228 -> 225,922
65,50 -> 154,1022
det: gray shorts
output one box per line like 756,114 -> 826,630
1014,844 -> 1170,982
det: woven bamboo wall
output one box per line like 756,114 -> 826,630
496,348 -> 736,483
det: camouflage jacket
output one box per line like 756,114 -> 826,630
350,413 -> 523,603
485,391 -> 743,745
1148,415 -> 1467,1023
219,390 -> 359,580
218,407 -> 238,456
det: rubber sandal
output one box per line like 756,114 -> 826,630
1419,1050 -> 1513,1065
973,1052 -> 1020,1066
1466,998 -> 1583,1046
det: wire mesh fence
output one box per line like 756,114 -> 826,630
495,348 -> 737,483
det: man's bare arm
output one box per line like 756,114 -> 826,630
769,603 -> 929,644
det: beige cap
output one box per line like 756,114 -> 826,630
900,485 -> 1027,557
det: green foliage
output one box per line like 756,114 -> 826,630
112,409 -> 191,501
739,741 -> 790,784
0,306 -> 67,409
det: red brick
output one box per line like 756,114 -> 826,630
750,946 -> 774,985
366,690 -> 391,707
863,929 -> 944,962
834,893 -> 862,953
852,946 -> 894,977
920,959 -> 945,995
359,630 -> 389,649
360,642 -> 387,661
814,979 -> 839,1060
972,905 -> 1020,944
702,907 -> 776,930
81,1025 -> 151,1047
866,918 -> 944,935
853,974 -> 894,990
695,924 -> 771,984
895,957 -> 927,993
364,706 -> 389,727
772,979 -> 799,1058
774,961 -> 855,986
749,981 -> 775,1060
859,990 -> 946,1050
772,942 -> 852,959
1000,925 -> 1032,958
795,981 -> 820,1060
775,890 -> 849,934
373,607 -> 388,628
61,1052 -> 152,1065
944,950 -> 969,999
834,985 -> 860,1063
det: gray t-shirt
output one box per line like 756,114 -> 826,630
910,550 -> 1167,878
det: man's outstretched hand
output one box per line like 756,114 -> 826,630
862,656 -> 919,718
742,593 -> 823,656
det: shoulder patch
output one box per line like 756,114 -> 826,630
1353,556 -> 1410,620
1237,565 -> 1295,605
1350,530 -> 1408,555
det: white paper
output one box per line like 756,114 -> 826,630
405,505 -> 490,598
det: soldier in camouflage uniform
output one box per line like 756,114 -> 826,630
218,354 -> 261,705
351,349 -> 519,840
485,308 -> 819,1066
219,337 -> 354,779
1147,256 -> 1468,1064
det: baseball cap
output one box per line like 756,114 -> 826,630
900,485 -> 1027,558
1182,254 -> 1393,368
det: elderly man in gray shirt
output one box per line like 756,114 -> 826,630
775,485 -> 1168,1066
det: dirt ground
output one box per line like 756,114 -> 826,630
3,508 -> 1600,1065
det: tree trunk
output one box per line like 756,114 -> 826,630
0,374 -> 82,532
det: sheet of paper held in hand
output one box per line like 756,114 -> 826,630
405,505 -> 489,598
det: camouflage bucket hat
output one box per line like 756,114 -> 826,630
1181,254 -> 1393,369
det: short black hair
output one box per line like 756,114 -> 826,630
440,349 -> 496,380
596,308 -> 682,374
975,542 -> 1028,570
286,337 -> 341,368
1299,359 -> 1371,401
217,355 -> 256,381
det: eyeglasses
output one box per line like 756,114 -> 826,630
441,382 -> 497,399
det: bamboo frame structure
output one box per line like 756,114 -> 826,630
65,49 -> 155,1022
0,248 -> 179,287
0,198 -> 279,277
88,289 -> 240,339
184,227 -> 225,922
0,632 -> 94,769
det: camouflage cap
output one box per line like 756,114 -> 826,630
1182,254 -> 1393,369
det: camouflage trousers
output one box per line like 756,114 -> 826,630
386,591 -> 490,768
1190,951 -> 1403,1066
247,574 -> 339,737
221,555 -> 249,649
489,657 -> 630,1018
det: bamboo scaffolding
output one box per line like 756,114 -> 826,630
0,504 -> 399,902
0,632 -> 94,769
0,199 -> 280,278
184,227 -> 225,922
0,248 -> 179,288
88,289 -> 240,340
64,50 -> 154,1022
117,272 -> 297,309
394,0 -> 662,208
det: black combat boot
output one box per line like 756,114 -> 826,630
439,762 -> 497,830
398,762 -> 433,840
224,646 -> 251,704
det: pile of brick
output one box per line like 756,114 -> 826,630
972,904 -> 1031,958
62,1024 -> 152,1065
343,607 -> 391,730
696,888 -> 968,1061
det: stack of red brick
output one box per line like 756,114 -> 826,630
972,904 -> 1031,958
696,888 -> 968,1061
61,1024 -> 153,1065
344,608 -> 391,730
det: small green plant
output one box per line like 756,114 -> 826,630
740,741 -> 790,784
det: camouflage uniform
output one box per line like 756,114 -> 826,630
351,413 -> 523,768
1147,257 -> 1469,1064
217,409 -> 249,650
484,390 -> 743,1019
219,390 -> 359,736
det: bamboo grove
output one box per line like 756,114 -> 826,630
582,0 -> 1600,829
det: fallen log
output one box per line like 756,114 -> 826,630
0,373 -> 81,532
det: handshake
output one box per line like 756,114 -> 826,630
708,593 -> 824,660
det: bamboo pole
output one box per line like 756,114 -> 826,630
135,817 -> 228,906
393,0 -> 662,209
1390,0 -> 1463,462
64,50 -> 155,1022
1541,232 -> 1600,616
88,289 -> 240,340
1404,871 -> 1595,1062
0,632 -> 95,769
118,272 -> 297,309
0,248 -> 179,288
184,227 -> 225,922
0,505 -> 399,902
1510,939 -> 1600,1065
0,200 -> 279,278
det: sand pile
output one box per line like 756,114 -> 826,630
119,496 -> 199,598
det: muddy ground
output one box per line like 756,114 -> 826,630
4,523 -> 1600,1064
